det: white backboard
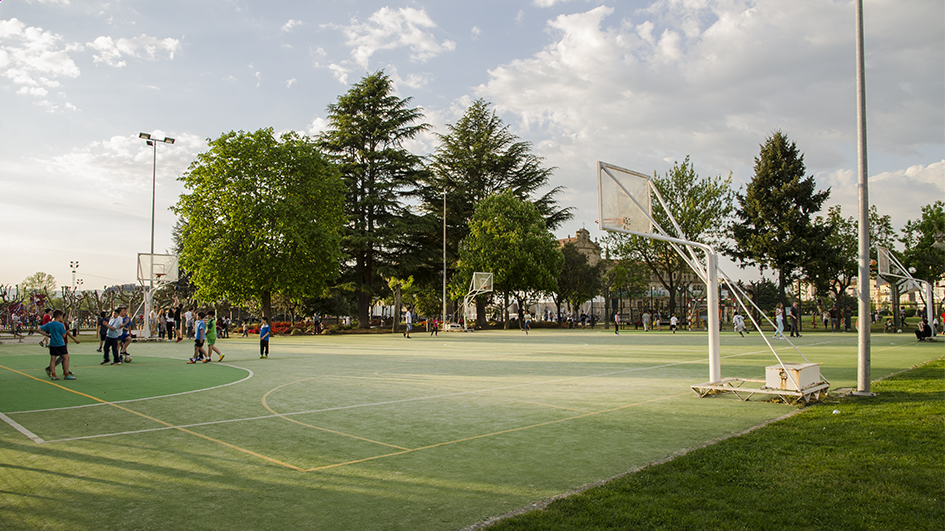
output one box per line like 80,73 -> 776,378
138,253 -> 179,283
597,161 -> 653,234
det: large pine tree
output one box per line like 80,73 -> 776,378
731,131 -> 831,303
319,72 -> 429,327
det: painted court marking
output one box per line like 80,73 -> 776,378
3,336 -> 871,473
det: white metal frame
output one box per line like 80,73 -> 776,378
597,161 -> 828,400
137,253 -> 179,339
462,272 -> 493,331
877,246 -> 937,334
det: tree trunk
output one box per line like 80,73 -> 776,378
476,296 -> 487,328
503,289 -> 510,330
391,283 -> 401,334
261,290 -> 272,321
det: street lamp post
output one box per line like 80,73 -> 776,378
139,132 -> 175,338
441,189 -> 447,329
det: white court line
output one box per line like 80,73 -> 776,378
5,365 -> 254,415
28,338 -> 857,444
0,412 -> 45,443
38,345 -> 820,444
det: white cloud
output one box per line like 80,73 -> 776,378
281,19 -> 302,32
0,18 -> 81,95
471,26 -> 481,39
88,34 -> 180,67
255,71 -> 262,87
286,77 -> 297,88
330,7 -> 455,69
475,0 -> 943,237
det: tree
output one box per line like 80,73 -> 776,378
805,205 -> 856,307
173,128 -> 346,320
731,131 -> 831,304
555,243 -> 602,320
900,201 -> 945,285
20,272 -> 56,293
625,156 -> 735,316
420,99 -> 572,322
319,71 -> 429,328
454,191 -> 563,328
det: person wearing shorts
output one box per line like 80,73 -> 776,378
40,310 -> 79,380
206,310 -> 223,362
188,312 -> 208,363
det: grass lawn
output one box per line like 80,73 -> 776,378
0,328 -> 941,530
484,356 -> 945,530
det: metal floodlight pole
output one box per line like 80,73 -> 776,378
139,132 -> 175,338
442,189 -> 447,328
853,0 -> 873,397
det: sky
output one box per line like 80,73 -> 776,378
1,0 -> 942,291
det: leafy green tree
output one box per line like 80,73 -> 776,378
319,71 -> 429,328
419,99 -> 572,320
454,191 -> 563,328
627,156 -> 735,316
805,205 -> 856,306
20,272 -> 56,293
900,201 -> 945,313
555,243 -> 602,320
731,131 -> 831,304
900,201 -> 945,284
173,128 -> 346,320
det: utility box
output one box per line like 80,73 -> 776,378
765,363 -> 821,391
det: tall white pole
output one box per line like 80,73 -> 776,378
854,0 -> 873,396
707,252 -> 721,384
442,190 -> 447,327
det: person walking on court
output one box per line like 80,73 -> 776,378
642,311 -> 651,332
614,312 -> 620,335
39,310 -> 79,380
430,318 -> 439,337
773,303 -> 786,339
206,309 -> 224,362
103,308 -> 123,365
403,308 -> 412,338
790,301 -> 801,337
524,312 -> 532,335
259,317 -> 271,358
669,314 -> 678,334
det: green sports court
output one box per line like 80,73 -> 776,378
0,329 -> 940,530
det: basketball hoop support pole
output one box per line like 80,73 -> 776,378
605,226 -> 721,384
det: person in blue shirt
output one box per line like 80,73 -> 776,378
39,310 -> 79,380
188,312 -> 208,364
259,317 -> 270,359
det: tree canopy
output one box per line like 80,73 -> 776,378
319,71 -> 429,327
454,190 -> 563,327
20,271 -> 56,294
626,156 -> 735,315
731,131 -> 831,303
173,128 -> 346,319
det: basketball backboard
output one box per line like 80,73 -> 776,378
597,161 -> 653,235
137,253 -> 179,283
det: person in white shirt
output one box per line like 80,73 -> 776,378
733,312 -> 748,337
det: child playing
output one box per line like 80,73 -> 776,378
259,317 -> 270,359
188,312 -> 208,364
39,310 -> 79,380
733,311 -> 749,337
670,314 -> 678,334
206,309 -> 224,362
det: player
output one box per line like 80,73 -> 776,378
259,317 -> 270,358
39,310 -> 79,380
524,311 -> 532,335
669,314 -> 678,333
206,309 -> 224,362
38,308 -> 52,348
118,307 -> 132,358
403,308 -> 412,338
188,312 -> 208,363
614,311 -> 620,335
733,311 -> 749,337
